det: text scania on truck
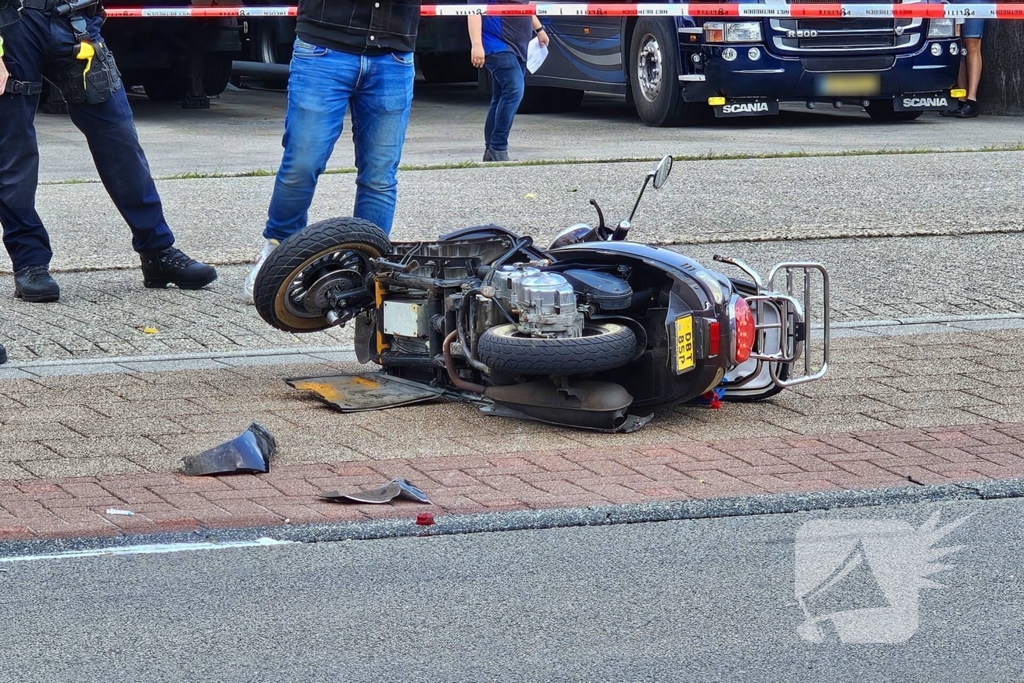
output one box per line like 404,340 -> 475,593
522,0 -> 965,124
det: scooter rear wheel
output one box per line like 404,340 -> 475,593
254,217 -> 391,333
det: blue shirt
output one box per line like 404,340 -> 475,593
481,1 -> 533,62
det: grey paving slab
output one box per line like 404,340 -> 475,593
116,359 -> 234,374
950,318 -> 1024,331
24,363 -> 128,377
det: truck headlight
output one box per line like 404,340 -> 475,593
928,18 -> 955,38
704,21 -> 763,43
726,22 -> 763,42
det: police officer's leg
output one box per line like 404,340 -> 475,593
51,17 -> 172,254
0,11 -> 61,302
48,15 -> 216,288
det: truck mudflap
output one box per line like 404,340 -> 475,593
892,90 -> 963,112
713,256 -> 830,390
710,97 -> 780,118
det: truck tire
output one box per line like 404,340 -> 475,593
517,86 -> 585,114
629,18 -> 707,127
142,72 -> 185,103
866,100 -> 924,122
254,217 -> 392,333
477,323 -> 638,376
252,21 -> 294,88
419,53 -> 478,84
202,53 -> 234,97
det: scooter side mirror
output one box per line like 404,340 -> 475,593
650,155 -> 674,190
627,154 -> 674,224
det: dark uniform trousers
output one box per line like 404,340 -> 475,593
0,9 -> 174,271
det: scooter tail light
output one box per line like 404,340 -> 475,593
733,297 -> 756,364
708,321 -> 721,356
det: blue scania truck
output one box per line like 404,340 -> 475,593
92,0 -> 964,123
523,1 -> 965,124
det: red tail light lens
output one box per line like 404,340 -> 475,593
708,321 -> 721,356
733,297 -> 756,364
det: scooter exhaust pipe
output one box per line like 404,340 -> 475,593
443,331 -> 486,394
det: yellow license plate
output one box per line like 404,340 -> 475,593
816,73 -> 881,97
675,316 -> 695,373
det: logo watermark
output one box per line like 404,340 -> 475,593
794,511 -> 972,644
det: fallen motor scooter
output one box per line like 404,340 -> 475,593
253,156 -> 830,433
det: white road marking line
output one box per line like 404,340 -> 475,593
0,537 -> 293,564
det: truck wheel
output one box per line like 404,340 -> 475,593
419,53 -> 478,84
254,217 -> 391,333
517,86 -> 585,114
629,18 -> 707,127
202,53 -> 234,97
142,72 -> 185,103
865,100 -> 924,122
252,21 -> 294,88
477,323 -> 638,376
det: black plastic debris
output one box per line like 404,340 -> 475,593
181,422 -> 277,476
320,478 -> 432,505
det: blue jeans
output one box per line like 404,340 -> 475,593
0,11 -> 174,271
484,51 -> 526,152
961,19 -> 985,39
264,39 -> 415,240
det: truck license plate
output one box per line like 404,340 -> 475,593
675,316 -> 696,373
816,73 -> 881,96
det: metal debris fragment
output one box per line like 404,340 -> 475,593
320,478 -> 432,505
181,422 -> 277,476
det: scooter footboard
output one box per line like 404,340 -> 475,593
714,257 -> 830,390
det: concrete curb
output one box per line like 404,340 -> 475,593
3,477 -> 1021,561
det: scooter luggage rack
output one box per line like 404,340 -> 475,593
713,256 -> 830,388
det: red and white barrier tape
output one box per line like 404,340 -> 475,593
102,3 -> 1024,20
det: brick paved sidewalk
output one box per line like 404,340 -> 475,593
1,328 -> 1022,542
2,423 -> 1022,542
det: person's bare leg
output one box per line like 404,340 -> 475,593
964,38 -> 982,101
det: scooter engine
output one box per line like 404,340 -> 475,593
492,266 -> 584,338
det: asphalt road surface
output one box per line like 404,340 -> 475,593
34,84 -> 1024,183
1,498 -> 1021,682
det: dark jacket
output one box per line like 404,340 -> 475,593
296,0 -> 421,55
0,0 -> 21,29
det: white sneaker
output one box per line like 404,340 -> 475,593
243,239 -> 279,305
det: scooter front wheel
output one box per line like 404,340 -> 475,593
254,217 -> 391,333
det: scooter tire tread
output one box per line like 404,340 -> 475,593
254,217 -> 391,333
477,323 -> 638,377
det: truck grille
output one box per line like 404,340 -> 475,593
773,0 -> 921,55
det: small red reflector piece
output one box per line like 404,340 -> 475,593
708,321 -> 721,356
416,512 -> 435,526
733,298 -> 756,364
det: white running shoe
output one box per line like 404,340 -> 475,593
243,239 -> 279,305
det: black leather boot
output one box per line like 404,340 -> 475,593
140,247 -> 218,290
14,265 -> 61,303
